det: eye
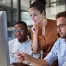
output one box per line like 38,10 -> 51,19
33,14 -> 37,16
15,29 -> 24,33
59,24 -> 64,27
15,30 -> 18,32
20,29 -> 24,32
57,24 -> 66,28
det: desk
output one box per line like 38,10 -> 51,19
10,62 -> 34,66
11,63 -> 32,66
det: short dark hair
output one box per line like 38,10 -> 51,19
30,0 -> 46,15
15,21 -> 27,29
56,11 -> 66,19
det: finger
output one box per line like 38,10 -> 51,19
17,55 -> 25,61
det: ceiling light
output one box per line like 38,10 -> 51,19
3,1 -> 5,3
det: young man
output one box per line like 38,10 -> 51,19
9,21 -> 40,64
16,11 -> 66,66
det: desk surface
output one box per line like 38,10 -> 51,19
12,63 -> 29,66
11,63 -> 34,66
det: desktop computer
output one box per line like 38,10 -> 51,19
0,11 -> 10,66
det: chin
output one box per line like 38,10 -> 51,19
18,38 -> 23,41
60,36 -> 66,39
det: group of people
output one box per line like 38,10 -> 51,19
8,0 -> 66,66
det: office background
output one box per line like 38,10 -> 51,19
0,0 -> 66,40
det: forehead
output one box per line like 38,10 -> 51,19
29,7 -> 40,14
15,24 -> 25,29
57,17 -> 66,25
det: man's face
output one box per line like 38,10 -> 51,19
15,24 -> 27,42
57,17 -> 66,38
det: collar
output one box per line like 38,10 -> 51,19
16,36 -> 30,44
60,38 -> 66,43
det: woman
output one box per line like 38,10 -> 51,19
30,0 -> 59,58
16,0 -> 59,66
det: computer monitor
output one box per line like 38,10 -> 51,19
0,11 -> 10,66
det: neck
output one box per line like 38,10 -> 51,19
18,37 -> 28,43
41,18 -> 47,36
41,18 -> 47,27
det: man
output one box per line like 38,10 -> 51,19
16,11 -> 66,66
9,21 -> 40,64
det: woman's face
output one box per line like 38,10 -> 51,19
29,7 -> 44,24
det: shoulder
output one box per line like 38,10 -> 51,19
55,38 -> 65,43
47,19 -> 56,26
53,38 -> 62,48
27,36 -> 32,43
55,38 -> 61,43
47,19 -> 56,22
63,62 -> 66,66
8,38 -> 17,44
46,19 -> 56,27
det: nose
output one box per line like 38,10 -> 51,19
57,27 -> 61,32
32,16 -> 35,21
17,31 -> 21,35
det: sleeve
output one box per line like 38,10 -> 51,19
9,55 -> 15,64
44,39 -> 60,66
8,41 -> 11,52
32,52 -> 41,58
8,40 -> 14,53
38,36 -> 46,50
29,38 -> 41,59
63,62 -> 66,66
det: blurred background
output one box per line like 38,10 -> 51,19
0,0 -> 66,40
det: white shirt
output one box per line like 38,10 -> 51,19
44,38 -> 66,66
63,61 -> 66,66
9,37 -> 40,64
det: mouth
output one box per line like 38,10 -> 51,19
17,36 -> 21,39
59,32 -> 63,36
33,20 -> 37,22
33,20 -> 37,23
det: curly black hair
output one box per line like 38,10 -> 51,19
15,21 -> 27,29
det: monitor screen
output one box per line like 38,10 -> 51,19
0,11 -> 10,66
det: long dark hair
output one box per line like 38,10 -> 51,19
30,0 -> 46,15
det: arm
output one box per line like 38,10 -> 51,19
30,58 -> 49,66
16,39 -> 59,66
16,52 -> 49,66
38,36 -> 46,50
44,39 -> 59,66
31,25 -> 45,53
32,34 -> 39,53
31,26 -> 39,53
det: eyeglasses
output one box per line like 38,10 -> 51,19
15,29 -> 25,33
56,24 -> 66,29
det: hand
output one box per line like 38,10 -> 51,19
16,52 -> 25,62
31,25 -> 38,35
16,52 -> 33,63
